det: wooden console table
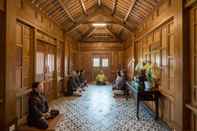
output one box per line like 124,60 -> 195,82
126,82 -> 160,120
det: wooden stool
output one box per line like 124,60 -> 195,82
18,114 -> 64,131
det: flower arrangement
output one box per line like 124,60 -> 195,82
133,61 -> 160,91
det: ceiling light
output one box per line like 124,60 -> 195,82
92,23 -> 107,27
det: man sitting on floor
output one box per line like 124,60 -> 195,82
79,69 -> 88,88
112,70 -> 127,96
96,70 -> 107,85
28,82 -> 59,129
67,70 -> 82,96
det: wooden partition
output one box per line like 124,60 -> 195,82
128,0 -> 184,130
135,18 -> 175,123
14,0 -> 77,127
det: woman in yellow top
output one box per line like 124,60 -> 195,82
96,70 -> 107,85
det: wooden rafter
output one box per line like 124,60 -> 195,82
138,0 -> 154,10
144,0 -> 157,7
106,26 -> 122,41
124,0 -> 137,22
79,0 -> 87,15
38,0 -> 48,8
133,8 -> 146,17
43,1 -> 57,13
81,27 -> 96,40
65,6 -> 98,32
58,0 -> 76,23
136,2 -> 151,13
82,28 -> 97,40
112,0 -> 118,15
48,6 -> 62,17
47,2 -> 60,16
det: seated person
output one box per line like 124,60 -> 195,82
79,69 -> 88,88
67,70 -> 82,96
113,71 -> 124,90
76,70 -> 86,91
96,70 -> 107,85
76,70 -> 82,87
27,82 -> 59,129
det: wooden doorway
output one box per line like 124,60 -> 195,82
92,53 -> 112,82
35,40 -> 56,101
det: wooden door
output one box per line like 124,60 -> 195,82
92,53 -> 112,82
36,41 -> 56,101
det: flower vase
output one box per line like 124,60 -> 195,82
144,81 -> 152,91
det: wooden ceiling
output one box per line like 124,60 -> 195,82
31,0 -> 162,42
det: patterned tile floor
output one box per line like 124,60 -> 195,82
51,85 -> 171,131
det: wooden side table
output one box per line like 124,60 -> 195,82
126,82 -> 160,120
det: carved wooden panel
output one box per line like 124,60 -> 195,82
23,25 -> 33,89
16,21 -> 33,125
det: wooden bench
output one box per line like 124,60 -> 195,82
18,114 -> 64,131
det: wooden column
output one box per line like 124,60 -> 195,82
3,0 -> 17,130
182,0 -> 191,130
174,0 -> 184,130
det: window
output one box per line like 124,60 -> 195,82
36,52 -> 44,74
93,58 -> 100,67
93,57 -> 109,67
102,58 -> 109,67
47,54 -> 55,72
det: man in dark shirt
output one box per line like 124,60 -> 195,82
28,82 -> 49,129
79,70 -> 88,87
67,71 -> 82,96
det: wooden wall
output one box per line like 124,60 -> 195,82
185,0 -> 197,131
79,42 -> 124,82
123,34 -> 135,80
0,0 -> 79,130
123,0 -> 185,130
62,35 -> 80,93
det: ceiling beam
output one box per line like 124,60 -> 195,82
65,6 -> 98,32
58,0 -> 76,23
101,6 -> 136,31
79,0 -> 87,15
81,27 -> 96,40
112,0 -> 118,15
65,6 -> 136,32
124,0 -> 137,22
106,26 -> 122,42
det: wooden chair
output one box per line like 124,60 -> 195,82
17,114 -> 64,131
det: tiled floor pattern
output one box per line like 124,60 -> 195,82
51,85 -> 171,131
